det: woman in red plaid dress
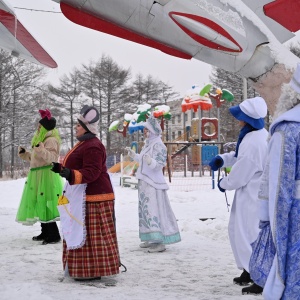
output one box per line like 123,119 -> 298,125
52,105 -> 120,280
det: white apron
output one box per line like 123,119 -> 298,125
57,182 -> 87,250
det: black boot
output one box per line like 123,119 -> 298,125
42,222 -> 61,245
242,283 -> 263,295
233,269 -> 253,286
32,223 -> 47,241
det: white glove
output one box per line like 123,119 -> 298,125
125,147 -> 136,159
143,154 -> 152,165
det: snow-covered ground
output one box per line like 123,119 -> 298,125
0,174 -> 262,300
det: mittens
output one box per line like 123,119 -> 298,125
60,167 -> 71,181
18,147 -> 25,154
209,155 -> 224,171
51,162 -> 62,173
51,163 -> 71,181
217,179 -> 226,193
125,147 -> 136,159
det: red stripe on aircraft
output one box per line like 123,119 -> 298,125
169,12 -> 242,53
264,0 -> 300,32
0,9 -> 57,68
60,2 -> 192,60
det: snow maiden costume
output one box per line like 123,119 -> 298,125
130,115 -> 181,253
16,109 -> 63,244
209,97 -> 268,294
251,64 -> 300,300
53,105 -> 120,279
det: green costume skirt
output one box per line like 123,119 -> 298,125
16,165 -> 63,225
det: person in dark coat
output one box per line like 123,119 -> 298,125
52,105 -> 120,280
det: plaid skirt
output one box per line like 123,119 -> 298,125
63,201 -> 120,278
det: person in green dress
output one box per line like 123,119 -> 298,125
16,109 -> 63,245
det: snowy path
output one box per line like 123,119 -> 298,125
0,177 -> 262,300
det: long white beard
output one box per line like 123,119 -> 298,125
273,83 -> 300,120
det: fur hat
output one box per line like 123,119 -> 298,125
78,105 -> 99,135
290,63 -> 300,94
39,109 -> 56,131
229,97 -> 267,129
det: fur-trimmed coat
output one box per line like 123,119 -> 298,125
259,104 -> 300,300
62,137 -> 114,202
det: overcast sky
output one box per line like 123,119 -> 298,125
8,0 -> 213,97
8,0 -> 300,98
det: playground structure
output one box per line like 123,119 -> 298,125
181,84 -> 233,143
108,161 -> 138,174
165,85 -> 234,176
108,84 -> 234,185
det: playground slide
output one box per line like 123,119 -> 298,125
108,161 -> 138,173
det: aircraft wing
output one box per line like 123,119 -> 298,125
242,0 -> 296,43
52,0 -> 300,79
0,0 -> 57,67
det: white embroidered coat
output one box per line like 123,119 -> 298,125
134,136 -> 169,190
259,104 -> 300,300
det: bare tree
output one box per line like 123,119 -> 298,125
0,50 -> 47,178
159,81 -> 179,104
48,68 -> 82,149
78,55 -> 131,153
0,50 -> 186,178
132,73 -> 145,105
13,61 -> 46,149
